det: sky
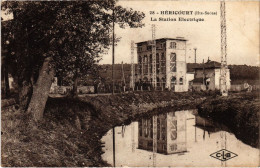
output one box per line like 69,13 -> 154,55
1,1 -> 259,66
100,1 -> 259,66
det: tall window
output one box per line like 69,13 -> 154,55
139,64 -> 142,74
170,53 -> 176,61
144,119 -> 148,138
161,52 -> 166,74
179,77 -> 183,85
156,53 -> 160,73
138,46 -> 142,52
157,118 -> 161,140
170,42 -> 177,49
149,118 -> 153,138
149,54 -> 152,63
144,55 -> 147,63
144,55 -> 148,74
170,53 -> 177,72
171,77 -> 176,85
161,119 -> 166,140
147,46 -> 152,51
161,52 -> 165,60
157,77 -> 160,87
138,55 -> 142,63
139,121 -> 142,136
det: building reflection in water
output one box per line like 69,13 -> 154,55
138,111 -> 188,154
102,109 -> 259,167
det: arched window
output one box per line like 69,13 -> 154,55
171,77 -> 176,84
170,42 -> 177,49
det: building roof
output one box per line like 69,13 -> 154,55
193,61 -> 221,70
187,63 -> 198,72
136,37 -> 187,44
191,77 -> 209,84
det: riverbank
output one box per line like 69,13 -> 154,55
198,92 -> 259,148
1,91 -> 259,166
1,91 -> 211,167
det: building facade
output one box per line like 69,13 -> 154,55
136,38 -> 188,92
138,111 -> 187,154
192,61 -> 231,91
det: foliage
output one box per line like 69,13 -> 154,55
228,64 -> 259,80
1,1 -> 145,88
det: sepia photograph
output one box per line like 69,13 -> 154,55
1,0 -> 259,167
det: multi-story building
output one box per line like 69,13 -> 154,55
136,38 -> 188,92
138,111 -> 187,154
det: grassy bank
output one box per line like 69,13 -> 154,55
198,92 -> 260,148
3,91 -> 258,166
1,91 -> 210,167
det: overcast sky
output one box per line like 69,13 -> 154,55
1,1 -> 259,66
100,1 -> 259,66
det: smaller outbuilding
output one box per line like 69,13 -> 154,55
191,60 -> 231,91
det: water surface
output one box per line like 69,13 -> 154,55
101,110 -> 259,167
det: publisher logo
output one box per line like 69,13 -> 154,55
210,149 -> 238,161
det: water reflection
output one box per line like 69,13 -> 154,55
138,111 -> 188,154
101,109 -> 259,167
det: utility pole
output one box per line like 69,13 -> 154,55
151,24 -> 156,89
203,59 -> 205,86
121,61 -> 126,92
131,123 -> 135,152
220,1 -> 228,167
112,8 -> 116,168
152,115 -> 157,167
130,41 -> 135,91
151,24 -> 157,164
220,0 -> 228,97
194,48 -> 197,63
112,9 -> 115,95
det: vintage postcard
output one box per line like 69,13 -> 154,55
1,0 -> 259,167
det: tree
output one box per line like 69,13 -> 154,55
1,1 -> 145,121
1,19 -> 18,98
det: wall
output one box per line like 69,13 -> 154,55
165,40 -> 187,91
214,68 -> 231,90
195,69 -> 215,90
194,68 -> 231,91
186,73 -> 194,86
192,84 -> 206,91
136,40 -> 167,86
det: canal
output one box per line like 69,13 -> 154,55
101,109 -> 259,167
